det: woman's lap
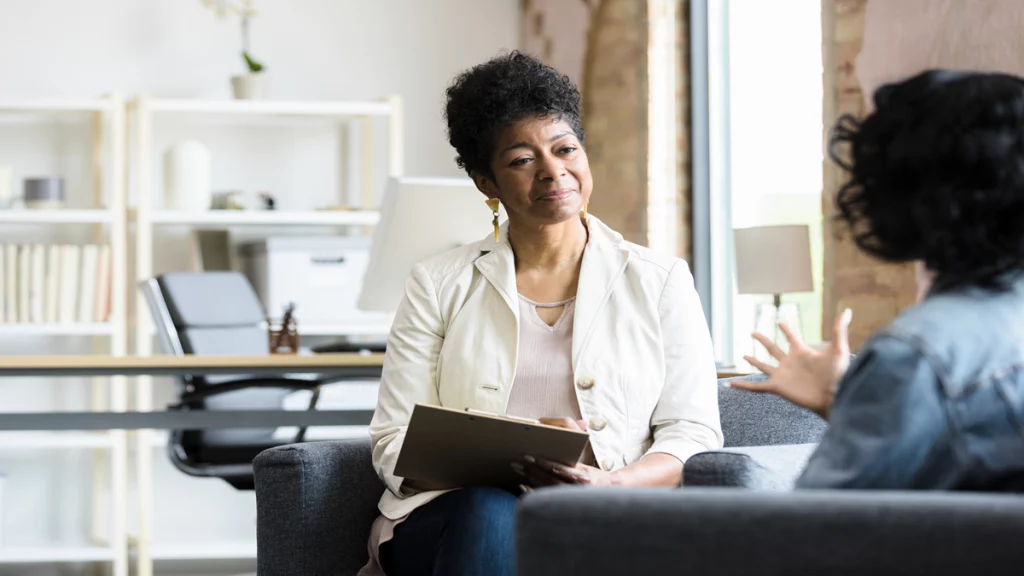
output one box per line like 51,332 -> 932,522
380,487 -> 519,576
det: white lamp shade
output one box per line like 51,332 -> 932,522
358,177 -> 504,312
733,224 -> 813,295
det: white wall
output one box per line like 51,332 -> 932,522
0,0 -> 520,176
0,1 -> 518,572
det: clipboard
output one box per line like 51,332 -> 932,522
394,404 -> 591,490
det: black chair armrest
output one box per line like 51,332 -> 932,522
175,376 -> 324,405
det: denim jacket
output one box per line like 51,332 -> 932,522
797,277 -> 1024,491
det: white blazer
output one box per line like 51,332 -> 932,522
369,215 -> 723,520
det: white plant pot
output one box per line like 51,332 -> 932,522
231,74 -> 269,100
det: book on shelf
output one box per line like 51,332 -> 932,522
0,245 -> 4,323
3,245 -> 15,323
94,244 -> 111,323
0,243 -> 112,325
29,244 -> 45,323
17,245 -> 29,322
58,244 -> 81,324
44,244 -> 60,323
77,244 -> 99,324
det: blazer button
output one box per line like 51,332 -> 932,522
589,416 -> 607,431
601,459 -> 615,471
576,377 -> 595,390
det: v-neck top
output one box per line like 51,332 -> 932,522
504,295 -> 582,422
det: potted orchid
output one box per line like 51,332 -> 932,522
202,0 -> 268,99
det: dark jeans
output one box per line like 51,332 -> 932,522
380,487 -> 518,576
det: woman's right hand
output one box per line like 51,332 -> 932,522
730,308 -> 854,419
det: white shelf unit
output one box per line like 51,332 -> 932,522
147,208 -> 380,226
149,541 -> 257,561
0,209 -> 113,224
0,323 -> 115,336
0,545 -> 117,564
129,96 -> 402,576
0,96 -> 129,575
0,432 -> 117,450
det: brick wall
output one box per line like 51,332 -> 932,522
821,0 -> 916,349
521,0 -> 692,260
582,0 -> 650,246
677,2 -> 691,260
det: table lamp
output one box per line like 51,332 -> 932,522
733,224 -> 814,359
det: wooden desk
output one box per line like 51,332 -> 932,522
0,353 -> 384,377
0,353 -> 382,431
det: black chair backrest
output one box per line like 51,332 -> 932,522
142,272 -> 289,447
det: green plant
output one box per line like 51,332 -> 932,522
202,0 -> 265,74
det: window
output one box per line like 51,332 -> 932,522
691,0 -> 824,366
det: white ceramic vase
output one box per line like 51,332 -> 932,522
164,141 -> 212,211
231,74 -> 269,100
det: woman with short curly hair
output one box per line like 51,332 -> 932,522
733,69 -> 1024,491
360,51 -> 722,575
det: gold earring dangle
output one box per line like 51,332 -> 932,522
486,198 -> 501,242
582,202 -> 589,219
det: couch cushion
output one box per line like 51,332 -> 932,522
718,375 -> 828,446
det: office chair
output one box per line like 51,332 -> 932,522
140,271 -> 381,490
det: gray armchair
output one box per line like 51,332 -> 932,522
253,376 -> 824,575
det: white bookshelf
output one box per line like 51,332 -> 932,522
0,209 -> 113,224
146,98 -> 394,117
148,209 -> 380,227
0,99 -> 117,113
0,323 -> 115,336
129,95 -> 402,573
0,432 -> 116,450
0,544 -> 117,564
0,95 -> 129,576
149,541 -> 257,561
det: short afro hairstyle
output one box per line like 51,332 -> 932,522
444,51 -> 584,180
830,69 -> 1024,292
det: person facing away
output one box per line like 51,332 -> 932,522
733,69 -> 1024,491
359,51 -> 722,576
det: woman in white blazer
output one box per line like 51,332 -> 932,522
362,52 -> 722,576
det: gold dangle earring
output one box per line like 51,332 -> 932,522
582,201 -> 589,219
486,198 -> 501,242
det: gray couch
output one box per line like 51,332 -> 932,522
253,376 -> 827,574
516,377 -> 1024,575
516,488 -> 1024,576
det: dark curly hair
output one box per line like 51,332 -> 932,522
444,51 -> 584,180
830,69 -> 1024,292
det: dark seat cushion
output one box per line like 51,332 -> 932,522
718,374 -> 827,447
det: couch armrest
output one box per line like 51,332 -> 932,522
517,487 -> 1024,576
683,443 -> 817,490
254,438 -> 384,576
